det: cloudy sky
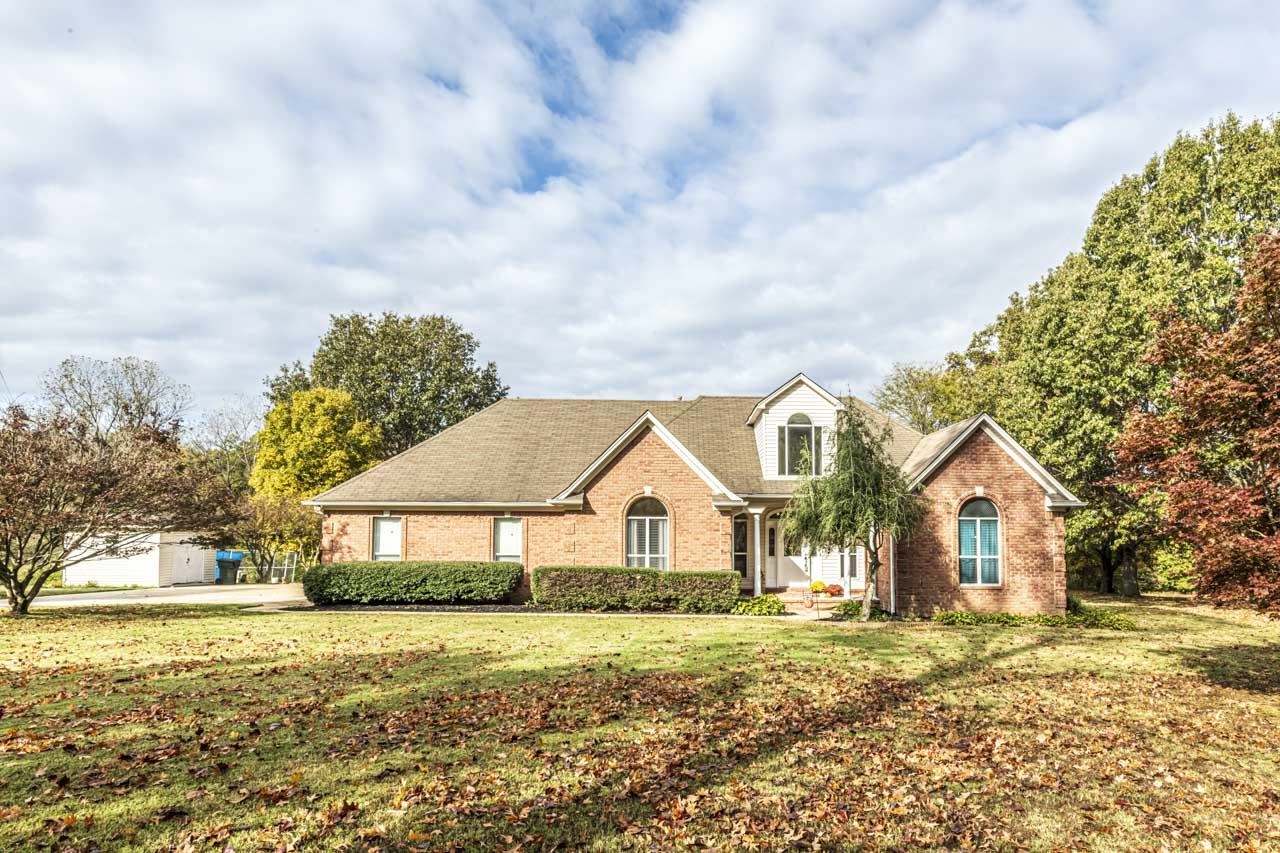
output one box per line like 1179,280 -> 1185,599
2,1 -> 1279,413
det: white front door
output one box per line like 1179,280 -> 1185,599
172,544 -> 204,584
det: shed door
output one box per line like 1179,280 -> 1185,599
172,544 -> 205,584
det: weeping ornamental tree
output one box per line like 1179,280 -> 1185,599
783,407 -> 925,621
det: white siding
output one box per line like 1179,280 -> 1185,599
62,532 -> 216,587
753,382 -> 839,479
62,535 -> 162,587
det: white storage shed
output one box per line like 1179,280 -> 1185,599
62,532 -> 216,587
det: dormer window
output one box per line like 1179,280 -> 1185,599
778,413 -> 822,476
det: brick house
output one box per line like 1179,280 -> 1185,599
306,374 -> 1082,615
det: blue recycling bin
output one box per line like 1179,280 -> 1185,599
215,551 -> 244,585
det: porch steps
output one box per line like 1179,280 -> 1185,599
774,589 -> 855,616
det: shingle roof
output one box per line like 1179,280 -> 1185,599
901,414 -> 983,483
307,393 -> 935,505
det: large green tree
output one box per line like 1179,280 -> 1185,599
250,388 -> 382,500
939,113 -> 1280,594
268,313 -> 507,455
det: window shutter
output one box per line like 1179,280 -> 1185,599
777,426 -> 786,475
813,426 -> 822,473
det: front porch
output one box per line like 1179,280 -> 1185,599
727,506 -> 868,598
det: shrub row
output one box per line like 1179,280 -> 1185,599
932,605 -> 1136,631
531,566 -> 739,613
303,561 -> 524,606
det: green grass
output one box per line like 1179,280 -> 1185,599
36,584 -> 143,597
1,594 -> 1277,851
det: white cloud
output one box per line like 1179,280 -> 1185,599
1,0 -> 1279,413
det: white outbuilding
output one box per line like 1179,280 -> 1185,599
62,532 -> 216,588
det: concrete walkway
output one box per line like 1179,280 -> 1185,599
30,583 -> 310,610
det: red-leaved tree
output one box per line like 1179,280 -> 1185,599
0,406 -> 219,615
1115,234 -> 1280,613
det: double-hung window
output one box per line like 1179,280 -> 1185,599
733,517 -> 748,577
958,499 -> 1000,585
625,497 -> 668,569
372,517 -> 402,561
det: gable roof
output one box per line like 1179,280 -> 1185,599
304,393 -> 1079,510
551,410 -> 744,506
745,372 -> 844,425
903,414 -> 1085,508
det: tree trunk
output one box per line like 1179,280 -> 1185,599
1119,544 -> 1140,598
1098,547 -> 1116,594
8,590 -> 32,616
861,559 -> 876,622
862,530 -> 880,622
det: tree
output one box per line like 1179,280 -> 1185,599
43,356 -> 191,441
250,388 -> 382,499
218,492 -> 321,577
0,407 -> 213,615
1115,234 -> 1280,614
266,312 -> 507,455
871,362 -> 974,433
783,406 -> 926,621
187,395 -> 264,499
942,113 -> 1280,595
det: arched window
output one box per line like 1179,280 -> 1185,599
958,498 -> 999,585
626,497 -> 668,569
778,413 -> 822,476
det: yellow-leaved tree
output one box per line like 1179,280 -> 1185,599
250,388 -> 382,500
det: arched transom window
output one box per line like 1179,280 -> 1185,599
958,498 -> 999,585
778,413 -> 822,476
626,497 -> 669,569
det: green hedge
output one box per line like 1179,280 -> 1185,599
530,566 -> 739,613
303,561 -> 524,606
932,606 -> 1136,631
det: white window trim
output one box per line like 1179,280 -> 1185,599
371,516 -> 403,562
732,516 -> 749,577
492,517 -> 522,563
626,513 -> 669,569
959,515 -> 1001,587
780,417 -> 821,479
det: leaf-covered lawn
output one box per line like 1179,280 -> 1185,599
1,596 -> 1277,851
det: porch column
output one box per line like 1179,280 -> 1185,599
751,508 -> 763,597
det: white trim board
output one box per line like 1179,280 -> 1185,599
907,414 -> 1085,509
745,372 -> 844,426
551,410 -> 743,505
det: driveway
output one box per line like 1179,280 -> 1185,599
31,583 -> 309,610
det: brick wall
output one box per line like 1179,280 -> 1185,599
893,429 -> 1067,616
319,426 -> 734,596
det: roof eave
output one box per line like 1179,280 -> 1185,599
908,414 -> 1085,508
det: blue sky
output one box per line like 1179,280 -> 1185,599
2,0 -> 1279,420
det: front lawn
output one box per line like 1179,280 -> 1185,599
36,584 -> 143,597
1,596 -> 1276,850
